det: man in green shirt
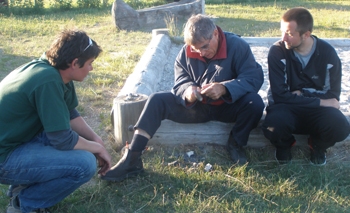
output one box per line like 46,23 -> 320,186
0,29 -> 111,213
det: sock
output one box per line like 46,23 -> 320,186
129,134 -> 149,152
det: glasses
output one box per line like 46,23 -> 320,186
190,37 -> 212,53
281,30 -> 295,38
83,37 -> 93,52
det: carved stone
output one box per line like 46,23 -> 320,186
111,0 -> 204,31
111,0 -> 140,30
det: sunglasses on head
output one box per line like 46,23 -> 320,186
83,37 -> 93,52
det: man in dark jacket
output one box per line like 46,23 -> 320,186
101,14 -> 264,182
262,7 -> 350,165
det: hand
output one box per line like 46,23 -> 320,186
185,86 -> 201,103
320,98 -> 340,109
95,147 -> 112,175
201,83 -> 226,100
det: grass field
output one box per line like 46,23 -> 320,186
0,0 -> 350,212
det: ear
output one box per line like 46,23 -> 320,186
213,28 -> 219,38
302,31 -> 311,39
71,58 -> 79,69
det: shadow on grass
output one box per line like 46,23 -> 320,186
293,1 -> 350,11
0,48 -> 33,80
211,17 -> 280,37
314,26 -> 350,37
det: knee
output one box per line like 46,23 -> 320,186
148,92 -> 170,103
76,151 -> 97,181
330,121 -> 350,142
261,117 -> 288,143
246,93 -> 264,108
243,93 -> 265,116
261,122 -> 275,141
146,92 -> 171,109
322,112 -> 350,142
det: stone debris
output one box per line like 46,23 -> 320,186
186,150 -> 194,157
204,163 -> 212,172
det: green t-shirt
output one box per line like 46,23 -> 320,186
0,54 -> 78,162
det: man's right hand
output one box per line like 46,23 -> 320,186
320,98 -> 340,109
185,86 -> 202,103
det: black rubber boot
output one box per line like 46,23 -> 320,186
101,147 -> 144,182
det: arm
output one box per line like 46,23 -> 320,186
73,135 -> 111,175
34,80 -> 111,174
70,116 -> 111,175
220,37 -> 264,103
70,115 -> 104,146
302,46 -> 342,101
171,47 -> 201,107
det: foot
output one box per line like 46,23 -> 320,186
275,146 -> 292,164
310,148 -> 326,166
226,134 -> 247,165
100,148 -> 144,181
6,195 -> 51,213
6,185 -> 27,197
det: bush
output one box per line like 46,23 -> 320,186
2,0 -> 44,14
77,0 -> 100,8
49,0 -> 72,10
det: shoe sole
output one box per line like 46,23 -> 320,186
100,169 -> 144,182
309,159 -> 327,166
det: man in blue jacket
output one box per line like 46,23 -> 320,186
262,7 -> 350,165
101,14 -> 264,182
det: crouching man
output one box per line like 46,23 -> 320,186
0,29 -> 111,213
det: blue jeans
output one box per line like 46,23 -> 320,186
0,132 -> 97,213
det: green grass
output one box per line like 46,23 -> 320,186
1,0 -> 350,212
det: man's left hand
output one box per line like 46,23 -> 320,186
201,83 -> 226,100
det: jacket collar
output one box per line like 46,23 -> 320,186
185,26 -> 227,62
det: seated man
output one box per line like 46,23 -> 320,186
0,29 -> 111,212
101,14 -> 264,182
262,7 -> 350,165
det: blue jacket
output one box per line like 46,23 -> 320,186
267,36 -> 342,107
171,27 -> 264,107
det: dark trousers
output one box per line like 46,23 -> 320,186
135,92 -> 264,146
262,104 -> 350,150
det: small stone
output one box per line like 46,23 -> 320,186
204,163 -> 212,172
186,151 -> 194,157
